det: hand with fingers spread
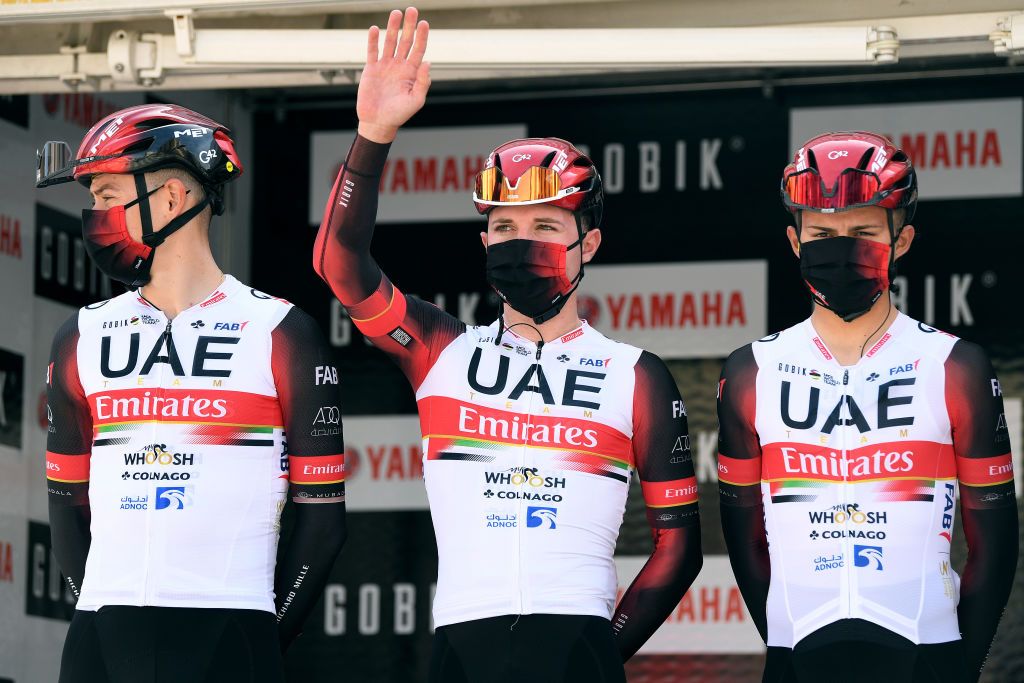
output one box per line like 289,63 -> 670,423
357,7 -> 431,144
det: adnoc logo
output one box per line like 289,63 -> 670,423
155,486 -> 193,510
853,545 -> 884,571
526,506 -> 558,529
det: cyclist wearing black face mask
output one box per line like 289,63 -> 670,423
717,131 -> 1018,683
37,104 -> 347,682
313,9 -> 702,682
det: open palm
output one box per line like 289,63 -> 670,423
357,7 -> 431,143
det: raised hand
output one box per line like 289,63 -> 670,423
357,7 -> 431,144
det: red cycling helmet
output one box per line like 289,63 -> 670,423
781,131 -> 917,223
36,103 -> 243,215
473,137 -> 603,231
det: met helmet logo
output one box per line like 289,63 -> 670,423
173,127 -> 211,138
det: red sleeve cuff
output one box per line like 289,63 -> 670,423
46,451 -> 90,483
718,454 -> 761,486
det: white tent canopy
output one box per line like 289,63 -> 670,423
0,0 -> 1021,93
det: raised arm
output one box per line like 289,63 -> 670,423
312,7 -> 430,305
45,313 -> 93,601
716,344 -> 769,642
945,340 -> 1018,682
612,351 -> 702,661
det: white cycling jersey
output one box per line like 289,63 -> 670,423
718,312 -> 1014,648
45,276 -> 346,612
337,277 -> 698,628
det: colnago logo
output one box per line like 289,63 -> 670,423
94,391 -> 228,420
780,445 -> 913,478
485,489 -> 563,502
458,406 -> 598,448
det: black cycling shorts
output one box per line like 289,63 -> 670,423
763,619 -> 969,683
58,606 -> 285,683
429,613 -> 626,683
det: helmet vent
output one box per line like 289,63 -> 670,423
806,148 -> 819,170
540,150 -> 557,168
122,140 -> 153,154
855,147 -> 875,170
134,118 -> 177,130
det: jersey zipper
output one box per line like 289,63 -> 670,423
142,317 -> 173,603
841,367 -> 853,619
515,350 -> 542,616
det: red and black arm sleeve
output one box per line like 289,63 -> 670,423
271,306 -> 347,651
716,343 -> 769,642
312,134 -> 464,390
945,340 -> 1018,682
612,351 -> 702,661
45,312 -> 92,600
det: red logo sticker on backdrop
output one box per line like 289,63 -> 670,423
0,214 -> 23,259
0,541 -> 12,582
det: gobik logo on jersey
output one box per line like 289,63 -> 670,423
526,506 -> 558,529
779,378 -> 916,433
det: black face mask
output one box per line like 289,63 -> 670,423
81,174 -> 209,287
799,236 -> 892,322
485,237 -> 584,324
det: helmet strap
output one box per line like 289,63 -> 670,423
132,172 -> 210,249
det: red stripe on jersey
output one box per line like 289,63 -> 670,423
957,453 -> 1013,486
419,395 -> 633,465
718,454 -> 761,486
88,388 -> 282,427
642,477 -> 698,507
761,440 -> 956,483
46,451 -> 90,483
348,279 -> 408,338
289,454 -> 346,484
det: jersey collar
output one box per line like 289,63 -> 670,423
803,310 -> 909,364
